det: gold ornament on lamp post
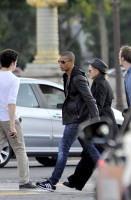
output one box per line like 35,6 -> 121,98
27,0 -> 67,7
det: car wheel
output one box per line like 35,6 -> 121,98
0,142 -> 13,168
35,157 -> 57,166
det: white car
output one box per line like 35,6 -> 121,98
0,78 -> 124,167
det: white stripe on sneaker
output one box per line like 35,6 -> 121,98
45,183 -> 52,189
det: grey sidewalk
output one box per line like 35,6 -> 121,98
0,158 -> 96,199
0,181 -> 94,192
0,181 -> 95,200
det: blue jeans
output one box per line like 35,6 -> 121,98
49,123 -> 100,185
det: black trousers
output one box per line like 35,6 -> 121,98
68,146 -> 103,190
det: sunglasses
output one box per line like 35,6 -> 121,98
58,60 -> 71,64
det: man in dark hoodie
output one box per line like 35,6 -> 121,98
36,51 -> 100,191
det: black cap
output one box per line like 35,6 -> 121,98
88,58 -> 108,74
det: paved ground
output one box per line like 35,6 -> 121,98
0,158 -> 96,200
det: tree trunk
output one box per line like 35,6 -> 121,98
96,0 -> 109,66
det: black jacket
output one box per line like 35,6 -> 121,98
62,67 -> 99,125
91,74 -> 118,137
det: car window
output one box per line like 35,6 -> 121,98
38,84 -> 65,109
17,83 -> 39,108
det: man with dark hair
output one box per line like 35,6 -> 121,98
119,45 -> 131,107
36,51 -> 100,191
0,49 -> 36,189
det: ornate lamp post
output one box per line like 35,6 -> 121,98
110,0 -> 123,110
24,0 -> 67,80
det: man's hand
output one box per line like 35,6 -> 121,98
8,131 -> 17,138
8,126 -> 17,138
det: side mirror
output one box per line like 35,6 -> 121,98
122,108 -> 130,118
78,117 -> 114,145
120,107 -> 131,134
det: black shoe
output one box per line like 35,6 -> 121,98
63,181 -> 75,189
75,187 -> 82,191
36,180 -> 56,192
19,181 -> 37,189
63,181 -> 82,191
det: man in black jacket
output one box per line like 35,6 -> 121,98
63,58 -> 118,191
36,51 -> 100,191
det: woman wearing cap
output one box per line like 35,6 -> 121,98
88,58 -> 118,132
63,58 -> 118,191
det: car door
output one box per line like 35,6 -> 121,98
36,84 -> 65,151
16,82 -> 53,153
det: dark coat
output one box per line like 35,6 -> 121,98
91,74 -> 118,137
62,67 -> 99,125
